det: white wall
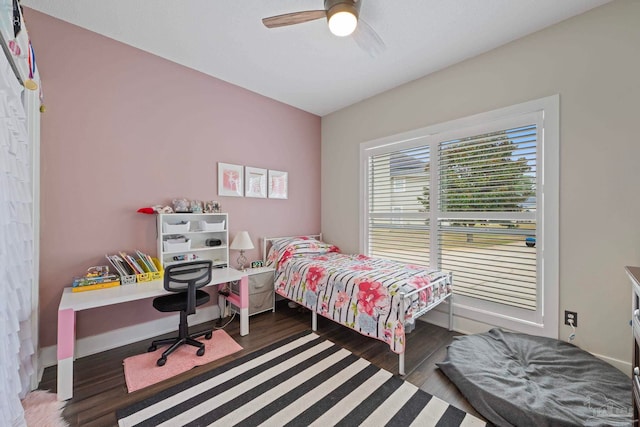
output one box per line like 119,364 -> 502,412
321,0 -> 640,366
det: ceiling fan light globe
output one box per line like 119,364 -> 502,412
327,6 -> 358,37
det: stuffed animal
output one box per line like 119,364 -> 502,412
137,205 -> 174,214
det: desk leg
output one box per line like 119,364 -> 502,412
57,308 -> 76,401
218,277 -> 249,336
239,275 -> 249,336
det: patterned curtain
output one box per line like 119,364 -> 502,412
0,39 -> 34,426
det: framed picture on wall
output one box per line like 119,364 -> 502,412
218,163 -> 244,197
268,170 -> 288,199
245,167 -> 267,198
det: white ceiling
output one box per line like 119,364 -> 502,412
22,0 -> 611,116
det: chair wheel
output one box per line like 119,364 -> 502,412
147,345 -> 157,352
205,332 -> 212,340
157,357 -> 166,366
196,347 -> 205,357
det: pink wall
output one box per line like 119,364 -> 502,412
25,9 -> 321,348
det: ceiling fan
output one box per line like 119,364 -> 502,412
262,0 -> 385,57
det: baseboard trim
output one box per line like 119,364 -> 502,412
591,352 -> 631,376
418,304 -> 492,336
40,305 -> 221,369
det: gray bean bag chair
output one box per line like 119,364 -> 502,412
438,328 -> 631,427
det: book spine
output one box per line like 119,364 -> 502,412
129,256 -> 146,274
135,250 -> 156,273
120,252 -> 144,274
145,254 -> 158,272
106,255 -> 120,275
73,275 -> 119,287
71,281 -> 120,292
107,254 -> 134,276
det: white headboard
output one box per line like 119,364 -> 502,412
262,234 -> 323,263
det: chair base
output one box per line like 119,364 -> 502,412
148,310 -> 213,366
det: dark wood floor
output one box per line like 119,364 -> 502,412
39,301 -> 483,426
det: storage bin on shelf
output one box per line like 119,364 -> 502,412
163,221 -> 190,233
135,257 -> 164,283
198,219 -> 225,232
119,274 -> 137,285
163,239 -> 191,252
119,257 -> 164,284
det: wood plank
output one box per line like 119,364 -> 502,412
40,302 -> 484,426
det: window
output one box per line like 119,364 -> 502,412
391,206 -> 404,225
360,96 -> 559,337
368,145 -> 430,266
392,177 -> 406,192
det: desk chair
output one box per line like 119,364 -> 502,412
148,260 -> 213,366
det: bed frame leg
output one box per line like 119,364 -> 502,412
399,352 -> 405,376
312,311 -> 317,331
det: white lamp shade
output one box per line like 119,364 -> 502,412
230,231 -> 254,251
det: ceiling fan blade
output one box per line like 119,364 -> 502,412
262,10 -> 327,28
353,18 -> 386,58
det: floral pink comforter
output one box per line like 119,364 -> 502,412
274,252 -> 451,354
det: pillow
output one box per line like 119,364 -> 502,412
266,237 -> 340,269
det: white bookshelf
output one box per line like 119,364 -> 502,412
156,212 -> 229,268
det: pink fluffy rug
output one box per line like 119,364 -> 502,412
123,329 -> 242,393
22,390 -> 68,427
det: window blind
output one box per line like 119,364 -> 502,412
368,146 -> 430,266
437,125 -> 537,310
366,124 -> 538,311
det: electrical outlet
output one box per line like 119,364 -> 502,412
564,310 -> 578,327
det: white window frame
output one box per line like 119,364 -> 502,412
390,206 -> 403,225
359,95 -> 559,338
392,177 -> 406,193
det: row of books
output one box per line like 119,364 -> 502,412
106,251 -> 159,277
72,268 -> 121,293
72,280 -> 120,293
71,251 -> 161,293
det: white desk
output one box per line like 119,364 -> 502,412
56,267 -> 248,401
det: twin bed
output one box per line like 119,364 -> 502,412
263,235 -> 453,375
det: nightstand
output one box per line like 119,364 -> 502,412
231,266 -> 275,316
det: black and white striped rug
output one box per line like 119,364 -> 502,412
117,331 -> 485,426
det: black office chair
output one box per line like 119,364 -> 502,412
148,260 -> 213,366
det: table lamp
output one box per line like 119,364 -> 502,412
230,231 -> 254,270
